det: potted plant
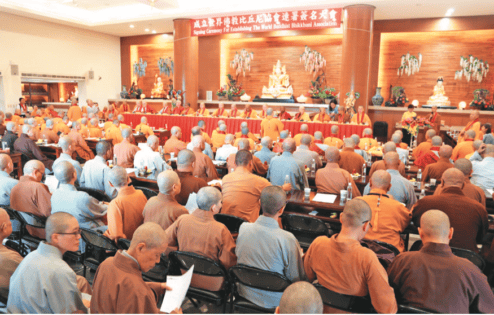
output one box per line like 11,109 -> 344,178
216,86 -> 227,101
319,87 -> 337,104
226,74 -> 245,101
307,75 -> 325,103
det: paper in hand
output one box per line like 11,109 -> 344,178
184,193 -> 198,214
160,265 -> 194,313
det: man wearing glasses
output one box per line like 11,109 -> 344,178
303,198 -> 398,314
7,212 -> 92,313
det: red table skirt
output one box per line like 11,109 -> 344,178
123,114 -> 367,142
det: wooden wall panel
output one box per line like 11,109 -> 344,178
220,35 -> 342,102
198,36 -> 221,104
134,43 -> 174,97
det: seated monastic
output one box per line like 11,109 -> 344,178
135,116 -> 155,138
412,129 -> 436,158
191,135 -> 219,182
114,128 -> 140,168
133,100 -> 151,114
241,104 -> 258,119
310,131 -> 327,155
79,118 -> 90,138
412,168 -> 488,252
236,186 -> 304,309
212,123 -> 227,149
7,213 -> 91,314
316,147 -> 360,196
258,104 -> 268,119
134,135 -> 171,173
350,134 -> 369,161
164,186 -> 237,270
0,154 -> 18,206
364,152 -> 416,209
53,116 -> 70,135
105,119 -> 123,145
143,170 -> 188,231
172,100 -> 184,115
466,139 -> 483,160
233,127 -> 256,149
359,170 -> 411,252
272,130 -> 288,153
293,134 -> 323,169
390,133 -> 409,164
303,199 -> 397,313
196,102 -> 210,117
104,166 -> 147,241
278,106 -> 292,120
103,114 -> 114,132
175,150 -> 208,206
186,126 -> 214,159
1,122 -> 17,153
422,145 -> 454,184
254,136 -> 276,165
388,210 -> 494,313
39,119 -> 59,144
434,158 -> 486,208
292,106 -> 310,122
276,282 -> 323,314
313,107 -> 330,122
267,138 -> 308,191
68,121 -> 95,162
261,108 -> 284,141
119,101 -> 130,113
13,125 -> 54,172
293,124 -> 314,147
470,144 -> 494,198
182,102 -> 195,116
350,106 -> 372,125
324,125 -> 344,149
164,126 -> 187,154
91,222 -> 180,314
235,122 -> 258,144
88,118 -> 103,138
53,136 -> 83,185
229,103 -> 240,118
196,120 -> 212,145
227,138 -> 268,176
0,207 -> 23,301
80,140 -> 117,199
359,128 -> 378,150
216,134 -> 238,161
452,129 -> 475,160
369,142 -> 406,177
212,103 -> 229,118
222,151 -> 278,223
393,130 -> 409,149
338,138 -> 365,174
157,101 -> 171,115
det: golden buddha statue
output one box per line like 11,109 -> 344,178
261,60 -> 293,99
427,77 -> 451,106
151,74 -> 165,98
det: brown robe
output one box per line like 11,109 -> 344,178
114,139 -> 140,168
192,149 -> 219,183
90,251 -> 164,314
369,160 -> 406,178
433,178 -> 486,208
164,136 -> 187,154
338,147 -> 366,174
143,193 -> 188,231
13,134 -> 54,171
39,129 -> 59,144
175,171 -> 207,206
226,153 -> 268,176
315,163 -> 360,197
68,130 -> 94,161
422,157 -> 453,183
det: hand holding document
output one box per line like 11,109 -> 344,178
160,265 -> 194,314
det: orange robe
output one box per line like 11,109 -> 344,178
143,193 -> 188,231
192,149 -> 219,182
315,163 -> 360,196
67,105 -> 82,122
164,136 -> 187,154
293,133 -> 315,147
338,148 -> 365,174
350,113 -> 372,125
212,108 -> 229,118
68,130 -> 95,161
452,140 -> 475,161
260,116 -> 284,141
114,139 -> 140,168
241,109 -> 258,119
135,124 -> 154,138
323,136 -> 344,149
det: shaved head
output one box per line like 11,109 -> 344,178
465,129 -> 476,139
192,135 -> 204,148
0,154 -> 12,172
171,126 -> 181,136
241,127 -> 249,136
235,150 -> 252,167
147,135 -> 159,148
438,145 -> 452,159
442,168 -> 465,187
219,124 -> 227,132
343,138 -> 355,148
53,160 -> 76,184
472,140 -> 483,150
383,151 -> 400,168
314,131 -> 323,140
157,170 -> 180,195
23,160 -> 44,176
341,199 -> 372,228
383,141 -> 397,154
370,170 -> 391,191
426,129 -> 436,139
351,134 -> 360,146
177,149 -> 195,167
431,136 -> 442,146
45,212 -> 77,242
58,136 -> 73,152
454,158 -> 472,176
196,186 -> 222,211
225,134 -> 234,144
240,122 -> 248,128
300,124 -> 308,132
300,134 -> 312,146
266,108 -> 273,116
237,138 -> 250,150
96,141 -> 111,157
331,125 -> 339,135
130,222 -> 168,250
325,147 -> 340,163
260,136 -> 272,147
282,138 -> 296,153
420,210 -> 451,241
140,116 -> 147,124
485,144 -> 494,156
280,130 -> 289,139
391,134 -> 401,144
260,186 -> 286,216
122,128 -> 132,139
278,282 -> 322,314
363,128 -> 372,136
108,166 -> 128,188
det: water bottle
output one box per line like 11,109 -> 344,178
364,142 -> 368,151
165,124 -> 168,130
419,189 -> 426,199
311,159 -> 316,176
343,135 -> 346,140
289,131 -> 292,138
277,137 -> 280,142
347,182 -> 352,201
113,154 -> 117,166
362,163 -> 366,179
417,168 -> 422,182
284,174 -> 290,194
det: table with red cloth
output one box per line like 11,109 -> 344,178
123,114 -> 367,142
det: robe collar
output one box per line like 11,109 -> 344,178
363,135 -> 373,139
37,242 -> 63,260
465,118 -> 479,131
113,250 -> 142,275
420,242 -> 453,257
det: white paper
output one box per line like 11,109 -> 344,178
488,189 -> 493,197
137,143 -> 147,149
44,175 -> 59,193
212,160 -> 225,166
208,179 -> 222,186
312,193 -> 337,204
160,265 -> 195,313
126,168 -> 137,174
185,193 -> 198,214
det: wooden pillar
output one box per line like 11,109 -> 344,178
340,4 -> 375,110
173,19 -> 199,109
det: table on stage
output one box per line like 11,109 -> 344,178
122,114 -> 368,143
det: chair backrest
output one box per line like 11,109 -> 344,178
398,304 -> 435,314
2,206 -> 19,221
15,211 -> 46,229
282,213 -> 329,248
314,283 -> 374,313
80,228 -> 118,251
373,121 -> 388,141
451,247 -> 485,271
117,238 -> 131,250
169,251 -> 227,277
214,214 -> 247,234
135,186 -> 158,200
76,186 -> 111,202
230,264 -> 291,292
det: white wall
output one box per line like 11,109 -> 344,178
0,12 -> 121,112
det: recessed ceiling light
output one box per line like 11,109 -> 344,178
130,24 -> 134,28
152,30 -> 157,34
445,8 -> 454,16
145,28 -> 150,32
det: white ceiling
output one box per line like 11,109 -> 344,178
0,0 -> 493,37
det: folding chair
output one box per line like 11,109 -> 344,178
76,186 -> 111,202
80,228 -> 118,278
14,210 -> 47,256
214,214 -> 247,239
398,304 -> 435,314
281,213 -> 331,250
314,283 -> 374,313
135,186 -> 158,200
117,238 -> 168,282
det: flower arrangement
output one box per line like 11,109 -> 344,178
319,87 -> 337,99
397,52 -> 422,76
402,117 -> 431,137
455,55 -> 489,83
216,86 -> 227,97
226,74 -> 245,99
300,46 -> 326,77
396,94 -> 409,106
158,57 -> 174,77
230,49 -> 254,77
306,74 -> 326,98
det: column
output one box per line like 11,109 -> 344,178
173,19 -> 199,109
339,4 -> 375,110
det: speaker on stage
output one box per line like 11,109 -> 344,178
373,121 -> 388,143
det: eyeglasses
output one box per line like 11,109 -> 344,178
56,229 -> 82,236
362,220 -> 373,228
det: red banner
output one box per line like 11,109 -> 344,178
190,8 -> 342,37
